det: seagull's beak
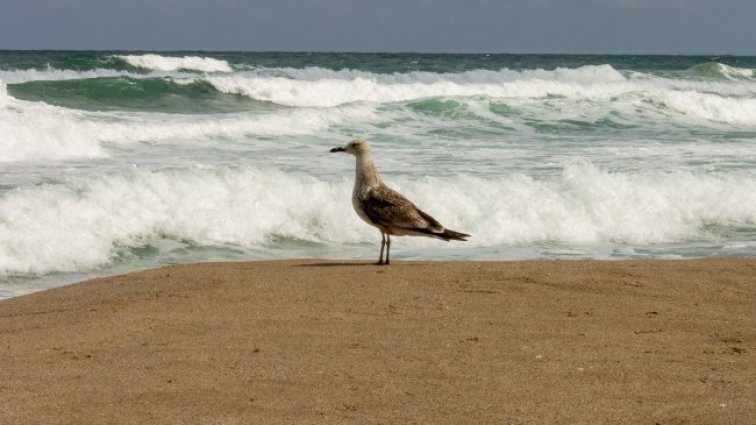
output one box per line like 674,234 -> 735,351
330,146 -> 346,153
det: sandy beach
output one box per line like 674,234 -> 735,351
1,259 -> 754,424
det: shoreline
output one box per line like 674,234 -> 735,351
2,258 -> 755,424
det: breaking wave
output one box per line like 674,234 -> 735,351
200,65 -> 756,125
689,62 -> 754,80
7,76 -> 264,113
116,54 -> 233,73
1,164 -> 754,275
0,89 -> 378,163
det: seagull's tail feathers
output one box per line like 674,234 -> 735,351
437,228 -> 471,242
414,208 -> 470,241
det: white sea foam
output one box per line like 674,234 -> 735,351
0,94 -> 108,162
718,63 -> 754,80
118,54 -> 233,73
0,92 -> 377,163
659,90 -> 756,125
0,168 -> 354,275
1,164 -> 754,275
202,65 -> 756,126
206,65 -> 631,107
442,163 -> 756,246
258,64 -> 628,84
0,68 -> 135,85
0,82 -> 7,105
87,105 -> 377,144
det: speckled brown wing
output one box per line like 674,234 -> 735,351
361,184 -> 443,233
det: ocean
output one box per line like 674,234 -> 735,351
1,51 -> 755,298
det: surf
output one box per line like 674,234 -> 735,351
1,51 -> 756,298
1,164 -> 754,277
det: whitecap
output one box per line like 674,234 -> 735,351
117,54 -> 233,73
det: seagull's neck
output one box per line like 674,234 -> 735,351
355,152 -> 381,188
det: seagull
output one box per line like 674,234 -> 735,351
330,139 -> 470,265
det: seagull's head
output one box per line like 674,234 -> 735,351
330,139 -> 370,156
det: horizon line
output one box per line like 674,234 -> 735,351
0,48 -> 754,57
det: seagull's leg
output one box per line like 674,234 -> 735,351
385,234 -> 391,265
378,232 -> 386,265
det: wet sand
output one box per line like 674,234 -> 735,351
1,259 -> 755,424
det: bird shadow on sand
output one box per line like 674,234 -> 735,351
295,262 -> 382,268
295,261 -> 428,268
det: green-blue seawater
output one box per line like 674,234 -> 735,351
1,51 -> 755,298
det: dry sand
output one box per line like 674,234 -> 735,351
1,259 -> 755,424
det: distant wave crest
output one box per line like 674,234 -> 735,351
206,65 -> 629,107
689,62 -> 754,80
116,54 -> 233,73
